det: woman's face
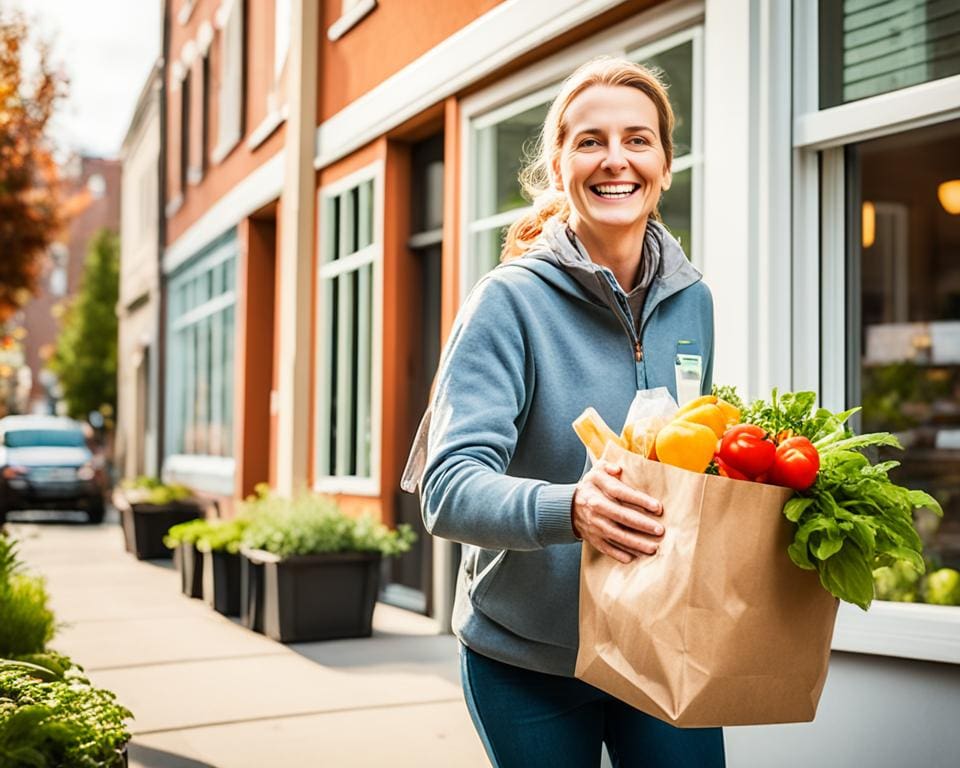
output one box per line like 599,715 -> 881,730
554,84 -> 671,236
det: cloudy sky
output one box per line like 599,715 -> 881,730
17,0 -> 162,158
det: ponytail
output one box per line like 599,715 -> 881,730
501,193 -> 569,261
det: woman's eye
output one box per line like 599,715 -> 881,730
628,136 -> 648,146
579,138 -> 600,148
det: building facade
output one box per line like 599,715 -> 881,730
118,65 -> 164,480
155,1 -> 959,761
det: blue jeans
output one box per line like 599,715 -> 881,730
460,645 -> 725,768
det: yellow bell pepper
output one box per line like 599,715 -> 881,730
676,402 -> 727,438
674,394 -> 718,419
655,420 -> 718,474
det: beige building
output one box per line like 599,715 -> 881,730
117,64 -> 163,479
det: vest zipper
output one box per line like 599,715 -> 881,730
634,339 -> 643,362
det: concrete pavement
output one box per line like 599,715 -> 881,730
7,510 -> 489,768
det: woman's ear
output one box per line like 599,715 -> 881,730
551,156 -> 564,190
661,165 -> 672,193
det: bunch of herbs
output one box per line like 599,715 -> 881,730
718,387 -> 943,610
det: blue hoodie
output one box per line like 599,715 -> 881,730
416,216 -> 714,676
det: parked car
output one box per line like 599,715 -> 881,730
0,415 -> 107,524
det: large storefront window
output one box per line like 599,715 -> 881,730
465,28 -> 703,293
850,118 -> 960,587
819,0 -> 960,108
315,170 -> 380,493
166,232 -> 237,458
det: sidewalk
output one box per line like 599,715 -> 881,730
8,511 -> 489,768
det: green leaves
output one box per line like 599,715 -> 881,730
240,487 -> 417,558
0,665 -> 131,768
0,535 -> 56,658
726,387 -> 944,610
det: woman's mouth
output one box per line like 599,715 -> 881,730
590,183 -> 640,199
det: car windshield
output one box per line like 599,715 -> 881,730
3,429 -> 87,449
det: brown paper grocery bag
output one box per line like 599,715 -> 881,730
575,442 -> 839,727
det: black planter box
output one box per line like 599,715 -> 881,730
240,551 -> 265,633
246,549 -> 382,643
114,491 -> 203,560
204,550 -> 241,616
174,543 -> 205,598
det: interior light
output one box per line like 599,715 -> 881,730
862,201 -> 875,248
938,180 -> 960,215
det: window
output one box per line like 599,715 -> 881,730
213,0 -> 245,162
315,169 -> 381,493
464,27 -> 703,295
180,70 -> 191,193
793,1 -> 960,634
818,0 -> 960,108
849,120 -> 960,589
166,232 -> 237,460
201,52 -> 211,174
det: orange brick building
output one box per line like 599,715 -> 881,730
150,8 -> 960,753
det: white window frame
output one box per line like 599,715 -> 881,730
313,162 -> 384,497
792,0 -> 960,664
212,0 -> 244,164
165,235 -> 238,497
459,1 -> 705,303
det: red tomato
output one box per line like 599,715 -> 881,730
767,436 -> 820,491
715,456 -> 750,481
716,424 -> 776,478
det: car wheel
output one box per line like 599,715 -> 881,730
87,498 -> 106,525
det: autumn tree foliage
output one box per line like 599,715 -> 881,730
0,13 -> 66,323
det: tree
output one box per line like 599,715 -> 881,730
49,229 -> 118,424
0,12 -> 66,323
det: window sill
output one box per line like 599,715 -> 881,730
211,133 -> 240,166
246,108 -> 286,151
831,600 -> 960,665
165,194 -> 184,218
327,0 -> 377,42
313,475 -> 379,497
163,454 -> 235,497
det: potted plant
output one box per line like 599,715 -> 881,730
0,532 -> 132,766
163,519 -> 209,599
238,485 -> 416,642
197,517 -> 250,616
113,476 -> 203,560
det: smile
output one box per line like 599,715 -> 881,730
590,183 -> 640,199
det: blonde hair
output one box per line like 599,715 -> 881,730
501,57 -> 675,261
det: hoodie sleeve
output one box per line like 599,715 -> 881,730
419,274 -> 579,551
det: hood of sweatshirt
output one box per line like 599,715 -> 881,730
513,215 -> 703,338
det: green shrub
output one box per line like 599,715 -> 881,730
0,535 -> 56,658
197,518 -> 250,555
120,476 -> 192,506
240,484 -> 416,558
0,662 -> 131,767
162,518 -> 211,550
0,575 -> 56,657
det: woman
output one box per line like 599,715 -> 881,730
410,57 -> 723,767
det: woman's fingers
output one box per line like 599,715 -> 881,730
596,463 -> 663,516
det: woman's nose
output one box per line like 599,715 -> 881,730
600,143 -> 627,172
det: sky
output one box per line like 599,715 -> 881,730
15,0 -> 162,158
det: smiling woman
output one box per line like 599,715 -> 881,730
409,57 -> 721,768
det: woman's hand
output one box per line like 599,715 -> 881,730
572,461 -> 664,563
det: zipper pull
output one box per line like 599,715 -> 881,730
634,340 -> 643,362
